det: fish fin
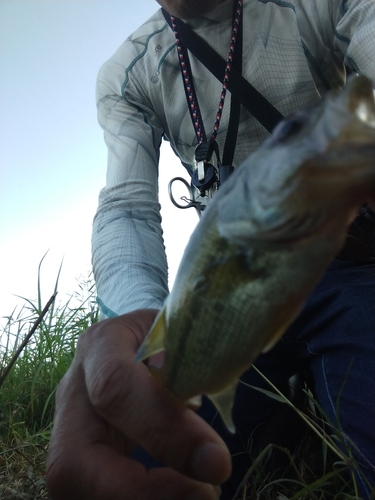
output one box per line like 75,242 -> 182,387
187,394 -> 202,411
135,308 -> 166,363
208,381 -> 238,434
261,336 -> 279,354
261,327 -> 285,354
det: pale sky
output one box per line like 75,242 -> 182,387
0,0 -> 197,323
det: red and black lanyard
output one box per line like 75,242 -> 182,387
164,0 -> 244,188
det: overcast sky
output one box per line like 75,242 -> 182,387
0,0 -> 197,323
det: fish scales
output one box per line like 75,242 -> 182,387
136,75 -> 375,431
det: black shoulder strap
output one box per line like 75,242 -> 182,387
161,8 -> 284,133
222,0 -> 242,166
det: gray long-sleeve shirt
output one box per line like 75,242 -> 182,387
93,0 -> 375,318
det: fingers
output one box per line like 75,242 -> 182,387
48,443 -> 221,500
79,311 -> 231,485
47,310 -> 231,499
46,360 -> 220,500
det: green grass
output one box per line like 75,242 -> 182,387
0,264 -> 98,499
0,264 -> 373,499
234,370 -> 375,499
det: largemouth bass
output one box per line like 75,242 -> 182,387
136,75 -> 375,432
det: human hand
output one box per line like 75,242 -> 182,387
46,309 -> 231,500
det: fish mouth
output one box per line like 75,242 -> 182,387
347,75 -> 375,128
326,76 -> 375,151
355,99 -> 375,128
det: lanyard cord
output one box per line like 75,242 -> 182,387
170,14 -> 207,143
170,0 -> 243,154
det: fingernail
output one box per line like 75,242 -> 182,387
189,442 -> 231,484
186,484 -> 221,500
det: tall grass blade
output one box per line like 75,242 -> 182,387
0,293 -> 57,389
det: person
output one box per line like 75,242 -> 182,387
46,1 -> 375,499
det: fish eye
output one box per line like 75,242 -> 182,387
273,117 -> 304,143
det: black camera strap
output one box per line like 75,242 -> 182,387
222,1 -> 242,166
161,7 -> 284,140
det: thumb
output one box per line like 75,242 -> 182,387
81,311 -> 232,485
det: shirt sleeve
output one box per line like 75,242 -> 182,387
92,42 -> 169,319
332,0 -> 375,82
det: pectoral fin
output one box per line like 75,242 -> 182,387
135,308 -> 167,362
261,333 -> 280,354
208,381 -> 238,434
187,394 -> 202,411
262,300 -> 307,354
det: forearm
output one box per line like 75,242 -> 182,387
93,44 -> 170,318
92,186 -> 169,318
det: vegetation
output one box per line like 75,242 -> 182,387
0,264 -> 373,499
234,369 -> 375,499
0,262 -> 98,499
